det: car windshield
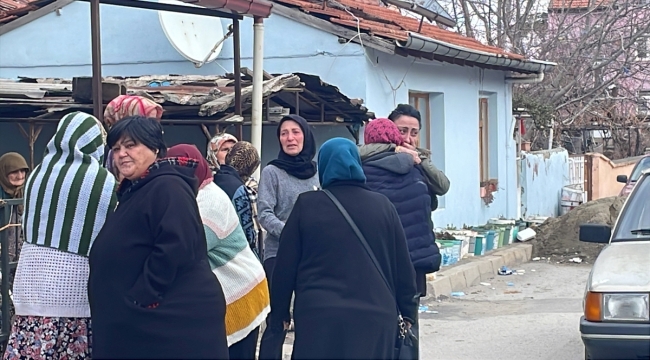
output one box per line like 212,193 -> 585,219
629,157 -> 650,182
613,174 -> 650,241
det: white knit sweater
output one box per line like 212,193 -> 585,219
12,243 -> 91,318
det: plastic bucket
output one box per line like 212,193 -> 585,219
497,228 -> 505,248
485,231 -> 495,251
468,236 -> 476,256
560,200 -> 581,216
503,227 -> 512,245
474,234 -> 485,256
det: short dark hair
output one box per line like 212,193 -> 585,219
388,104 -> 421,128
107,116 -> 167,158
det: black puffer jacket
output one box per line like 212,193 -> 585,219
362,152 -> 441,274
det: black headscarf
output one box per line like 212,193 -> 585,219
268,115 -> 317,179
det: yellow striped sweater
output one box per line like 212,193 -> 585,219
197,182 -> 270,345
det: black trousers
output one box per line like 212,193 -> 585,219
229,326 -> 260,360
259,257 -> 287,360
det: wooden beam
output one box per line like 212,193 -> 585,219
201,124 -> 212,140
0,0 -> 75,36
271,3 -> 396,55
241,67 -> 273,80
297,93 -> 319,110
302,89 -> 348,118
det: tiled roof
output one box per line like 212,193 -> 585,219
0,0 -> 272,25
549,0 -> 610,9
0,0 -> 44,24
274,0 -> 523,59
181,0 -> 273,18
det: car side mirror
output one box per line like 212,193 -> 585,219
617,175 -> 628,183
579,224 -> 611,244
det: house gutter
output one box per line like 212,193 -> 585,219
397,32 -> 556,74
505,72 -> 545,83
251,16 -> 264,180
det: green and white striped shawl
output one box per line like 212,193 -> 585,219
23,112 -> 117,257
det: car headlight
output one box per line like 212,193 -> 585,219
603,294 -> 649,321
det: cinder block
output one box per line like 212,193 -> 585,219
461,264 -> 481,287
487,256 -> 506,273
513,247 -> 528,263
445,268 -> 468,292
477,259 -> 495,280
428,276 -> 452,299
522,244 -> 533,260
496,250 -> 517,267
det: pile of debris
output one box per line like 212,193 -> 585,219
531,196 -> 626,263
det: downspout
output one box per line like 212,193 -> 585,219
505,72 -> 553,149
505,71 -> 545,218
548,117 -> 554,150
251,16 -> 264,180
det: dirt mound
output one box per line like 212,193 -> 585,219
531,196 -> 626,263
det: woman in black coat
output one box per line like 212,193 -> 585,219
270,137 -> 418,360
88,116 -> 229,359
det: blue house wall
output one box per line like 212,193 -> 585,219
364,50 -> 518,227
0,2 -> 519,226
0,2 -> 359,166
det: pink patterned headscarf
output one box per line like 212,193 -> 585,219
103,95 -> 164,127
104,95 -> 164,180
364,118 -> 404,146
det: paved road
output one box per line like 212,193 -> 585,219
277,261 -> 591,360
419,261 -> 592,360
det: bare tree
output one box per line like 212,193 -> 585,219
437,0 -> 650,157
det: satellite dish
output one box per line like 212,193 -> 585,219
158,0 -> 225,66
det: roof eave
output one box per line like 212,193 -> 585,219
181,0 -> 273,18
396,32 -> 557,73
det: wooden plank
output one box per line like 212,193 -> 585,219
240,67 -> 274,80
271,3 -> 395,55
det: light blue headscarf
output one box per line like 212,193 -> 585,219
317,138 -> 366,188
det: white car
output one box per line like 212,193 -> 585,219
579,171 -> 650,360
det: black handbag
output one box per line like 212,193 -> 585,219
322,189 -> 418,359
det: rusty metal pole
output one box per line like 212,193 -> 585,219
233,18 -> 242,140
90,0 -> 103,122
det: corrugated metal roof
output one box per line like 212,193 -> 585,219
0,72 -> 373,123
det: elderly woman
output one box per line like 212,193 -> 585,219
0,152 -> 29,262
167,144 -> 269,360
214,141 -> 262,257
5,112 -> 117,359
213,142 -> 259,258
88,116 -> 228,359
270,137 -> 418,360
226,141 -> 263,256
103,95 -> 164,180
207,133 -> 238,170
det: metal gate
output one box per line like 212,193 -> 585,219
568,155 -> 588,200
0,199 -> 21,352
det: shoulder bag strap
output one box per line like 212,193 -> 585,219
322,189 -> 393,295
